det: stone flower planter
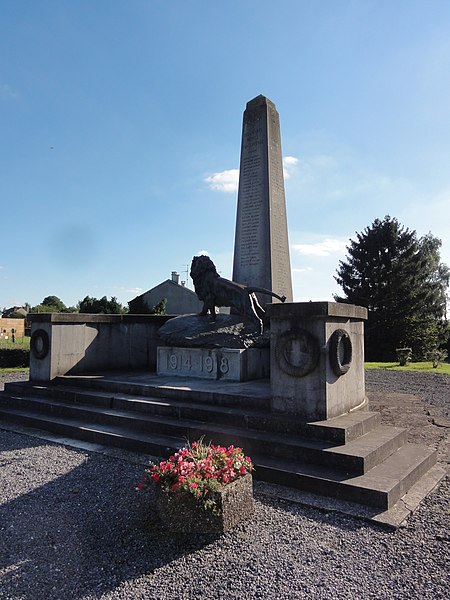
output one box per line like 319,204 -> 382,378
155,473 -> 254,534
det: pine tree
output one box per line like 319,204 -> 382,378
334,216 -> 449,360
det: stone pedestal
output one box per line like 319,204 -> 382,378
267,302 -> 368,421
157,346 -> 270,382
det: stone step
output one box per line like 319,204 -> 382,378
4,380 -> 381,443
7,377 -> 273,411
0,402 -> 436,510
253,443 -> 437,509
0,407 -> 185,457
0,395 -> 406,475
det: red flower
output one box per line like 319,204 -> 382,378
152,472 -> 160,482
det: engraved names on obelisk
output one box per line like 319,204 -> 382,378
232,95 -> 293,303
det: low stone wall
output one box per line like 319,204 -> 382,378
28,313 -> 172,381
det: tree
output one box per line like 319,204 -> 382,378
30,295 -> 78,313
151,298 -> 167,315
128,296 -> 167,315
78,296 -> 127,314
334,216 -> 449,361
41,296 -> 67,312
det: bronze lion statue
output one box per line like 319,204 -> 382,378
190,255 -> 286,334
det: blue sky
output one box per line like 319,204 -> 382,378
1,0 -> 450,309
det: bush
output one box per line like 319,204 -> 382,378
425,348 -> 448,368
0,348 -> 30,368
396,348 -> 412,366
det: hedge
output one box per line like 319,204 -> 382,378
0,348 -> 30,368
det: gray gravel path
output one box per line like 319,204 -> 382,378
0,370 -> 449,599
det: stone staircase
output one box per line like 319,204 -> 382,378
0,372 -> 441,513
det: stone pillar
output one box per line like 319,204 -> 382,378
232,95 -> 293,303
267,302 -> 368,421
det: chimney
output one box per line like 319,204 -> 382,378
171,271 -> 181,285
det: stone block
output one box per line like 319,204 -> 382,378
267,302 -> 368,420
157,346 -> 270,382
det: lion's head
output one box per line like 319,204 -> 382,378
190,255 -> 218,281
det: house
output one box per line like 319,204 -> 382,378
129,272 -> 203,315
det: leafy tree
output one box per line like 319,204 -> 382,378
334,216 -> 449,361
78,296 -> 127,314
151,298 -> 167,315
30,304 -> 59,314
128,296 -> 167,315
5,311 -> 26,319
29,296 -> 78,313
41,296 -> 66,311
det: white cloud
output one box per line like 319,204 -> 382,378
205,169 -> 239,193
283,156 -> 299,179
292,238 -> 348,257
292,267 -> 313,273
196,249 -> 210,256
112,286 -> 143,295
205,156 -> 299,192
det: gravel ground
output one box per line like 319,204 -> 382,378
0,370 -> 449,600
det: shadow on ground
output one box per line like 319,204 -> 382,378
0,431 -> 371,600
0,436 -> 223,599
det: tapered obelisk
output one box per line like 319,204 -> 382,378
232,95 -> 293,303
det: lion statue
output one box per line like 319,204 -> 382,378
190,255 -> 286,334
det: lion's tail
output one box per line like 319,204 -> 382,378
247,288 -> 287,303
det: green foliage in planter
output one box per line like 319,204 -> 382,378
0,348 -> 30,368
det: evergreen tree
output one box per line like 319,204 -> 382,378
334,216 -> 449,360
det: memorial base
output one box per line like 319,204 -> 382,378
157,346 -> 269,382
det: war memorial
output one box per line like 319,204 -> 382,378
0,96 -> 446,527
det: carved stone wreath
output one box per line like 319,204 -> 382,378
275,328 -> 320,377
30,329 -> 50,360
329,328 -> 352,376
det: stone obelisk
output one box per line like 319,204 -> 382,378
232,95 -> 293,303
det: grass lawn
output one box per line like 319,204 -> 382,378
0,335 -> 30,350
0,367 -> 29,374
365,361 -> 450,375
